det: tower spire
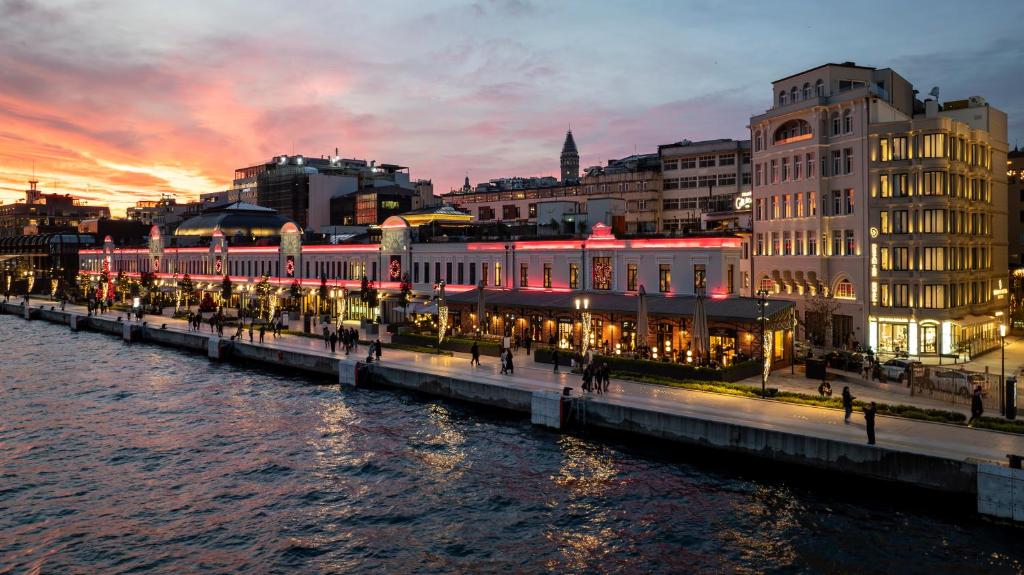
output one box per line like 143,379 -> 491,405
560,129 -> 579,182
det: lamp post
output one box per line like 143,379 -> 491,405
1001,323 -> 1007,416
756,288 -> 769,397
574,296 -> 590,354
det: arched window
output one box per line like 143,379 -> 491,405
802,83 -> 812,100
790,87 -> 798,103
835,279 -> 855,299
843,109 -> 853,134
815,79 -> 825,97
831,112 -> 841,136
773,119 -> 813,144
779,91 -> 787,107
754,130 -> 763,152
758,277 -> 775,294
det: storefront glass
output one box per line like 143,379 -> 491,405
920,324 -> 937,354
879,322 -> 909,353
557,319 -> 573,350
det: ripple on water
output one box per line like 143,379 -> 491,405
2,315 -> 1024,574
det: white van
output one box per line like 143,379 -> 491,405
933,370 -> 985,396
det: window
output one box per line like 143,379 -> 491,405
831,112 -> 841,136
754,164 -> 762,187
754,131 -> 763,152
756,233 -> 764,256
783,231 -> 792,255
446,262 -> 453,284
795,192 -> 805,217
481,262 -> 488,287
807,232 -> 817,255
693,263 -> 706,291
770,196 -> 778,219
680,158 -> 696,170
782,194 -> 790,218
727,264 -> 734,293
893,247 -> 909,270
843,109 -> 853,134
478,206 -> 494,220
781,157 -> 789,181
779,91 -> 787,107
521,263 -> 529,287
755,198 -> 763,220
528,203 -> 537,218
892,136 -> 908,160
922,209 -> 944,233
494,262 -> 502,287
469,263 -> 475,286
832,230 -> 842,256
843,148 -> 853,174
843,188 -> 854,214
718,154 -> 736,166
771,232 -> 780,255
659,264 -> 671,293
627,263 -> 638,291
880,247 -> 891,270
892,210 -> 909,234
698,155 -> 716,168
458,262 -> 465,284
663,160 -> 679,171
592,257 -> 611,290
880,211 -> 890,234
879,137 -> 891,161
806,153 -> 815,178
922,133 -> 946,158
922,285 -> 945,309
759,277 -> 775,293
831,150 -> 841,176
794,230 -> 804,255
879,174 -> 891,198
921,171 -> 946,196
892,173 -> 909,197
569,263 -> 578,289
893,284 -> 909,307
815,79 -> 824,97
790,87 -> 797,103
831,190 -> 841,215
793,155 -> 802,180
770,160 -> 778,184
836,279 -> 855,299
502,205 -> 518,220
844,230 -> 855,255
922,247 -> 945,271
802,83 -> 811,100
808,191 -> 817,216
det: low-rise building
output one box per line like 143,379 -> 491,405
0,180 -> 110,237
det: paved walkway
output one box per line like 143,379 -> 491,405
24,299 -> 1024,466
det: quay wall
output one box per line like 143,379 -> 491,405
0,302 -> 987,498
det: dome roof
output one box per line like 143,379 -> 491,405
174,201 -> 295,238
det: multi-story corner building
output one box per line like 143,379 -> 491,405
0,180 -> 111,237
751,62 -> 1008,358
1008,149 -> 1024,267
658,139 -> 752,233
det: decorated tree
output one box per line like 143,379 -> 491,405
398,273 -> 413,322
77,271 -> 92,300
221,275 -> 233,305
139,271 -> 156,306
288,279 -> 301,311
318,273 -> 328,313
116,270 -> 130,302
178,273 -> 194,311
255,274 -> 272,319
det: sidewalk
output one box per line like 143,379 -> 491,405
29,299 -> 1024,465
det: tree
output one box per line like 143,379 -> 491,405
139,271 -> 156,306
398,273 -> 413,322
77,271 -> 92,300
800,290 -> 840,350
288,279 -> 301,310
359,275 -> 379,314
318,273 -> 328,313
178,273 -> 194,311
221,275 -> 233,304
254,275 -> 272,319
115,270 -> 130,302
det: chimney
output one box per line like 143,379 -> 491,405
925,99 -> 939,118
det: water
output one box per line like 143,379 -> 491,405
1,316 -> 1022,575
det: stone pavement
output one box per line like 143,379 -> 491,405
33,299 -> 1024,466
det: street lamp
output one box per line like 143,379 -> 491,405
575,296 -> 590,354
756,288 -> 769,397
1001,323 -> 1007,416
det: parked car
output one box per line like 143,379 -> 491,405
933,370 -> 986,396
880,358 -> 922,383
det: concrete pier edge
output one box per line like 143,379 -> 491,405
4,300 -> 1023,522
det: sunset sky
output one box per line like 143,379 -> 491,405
1,0 -> 1021,216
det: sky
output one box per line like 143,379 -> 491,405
1,0 -> 1022,217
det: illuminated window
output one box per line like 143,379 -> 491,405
521,263 -> 529,287
627,263 -> 638,291
659,264 -> 671,293
758,277 -> 775,293
494,262 -> 502,287
835,279 -> 855,299
569,263 -> 578,289
592,257 -> 611,290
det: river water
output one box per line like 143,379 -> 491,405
1,315 -> 1022,574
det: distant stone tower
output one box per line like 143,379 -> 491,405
560,130 -> 579,182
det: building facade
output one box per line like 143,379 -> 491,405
1008,149 -> 1024,268
658,139 -> 752,233
751,62 -> 1008,358
0,180 -> 110,237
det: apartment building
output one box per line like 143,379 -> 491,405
658,139 -> 752,233
1008,149 -> 1024,267
751,62 -> 1008,358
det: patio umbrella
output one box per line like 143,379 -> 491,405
476,281 -> 486,335
636,285 -> 648,353
692,289 -> 710,365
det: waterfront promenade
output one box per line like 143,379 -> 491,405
12,299 -> 1024,469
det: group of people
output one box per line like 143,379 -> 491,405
323,325 -> 361,355
86,300 -> 111,315
582,362 -> 610,394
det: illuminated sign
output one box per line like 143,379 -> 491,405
993,288 -> 1008,296
870,243 -> 878,278
871,281 -> 878,305
869,227 -> 879,238
734,191 -> 753,210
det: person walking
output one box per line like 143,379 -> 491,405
258,323 -> 266,343
374,339 -> 382,362
842,386 -> 855,423
323,326 -> 330,349
601,363 -> 610,394
968,385 -> 984,427
470,341 -> 480,367
524,334 -> 532,356
864,402 -> 878,445
248,321 -> 254,343
582,364 -> 592,392
500,348 -> 508,374
505,349 -> 514,375
329,331 -> 338,353
552,348 -> 560,373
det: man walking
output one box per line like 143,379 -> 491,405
323,325 -> 330,349
259,323 -> 266,343
968,385 -> 984,427
551,348 -> 559,373
248,321 -> 254,343
374,339 -> 382,362
329,331 -> 337,353
470,341 -> 480,367
864,402 -> 878,445
524,334 -> 531,356
842,386 -> 855,423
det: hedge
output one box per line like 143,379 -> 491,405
391,333 -> 504,356
532,349 -> 761,383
